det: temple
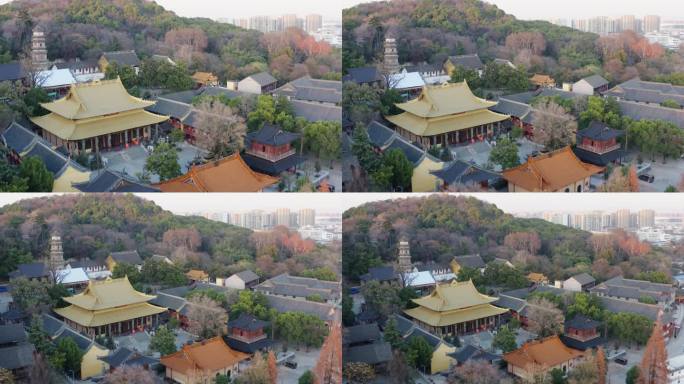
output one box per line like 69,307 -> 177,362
154,154 -> 279,192
30,78 -> 168,153
225,313 -> 272,354
572,121 -> 624,166
242,123 -> 306,175
53,276 -> 166,337
385,81 -> 510,147
160,337 -> 249,382
404,280 -> 508,337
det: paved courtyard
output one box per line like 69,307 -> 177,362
101,142 -> 207,184
272,341 -> 321,383
635,156 -> 684,192
450,138 -> 543,170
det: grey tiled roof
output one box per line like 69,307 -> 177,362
344,67 -> 381,84
360,266 -> 396,282
110,250 -> 143,265
367,121 -> 396,148
1,121 -> 38,153
430,160 -> 501,185
102,51 -> 141,67
9,262 -> 49,279
344,342 -> 392,365
343,323 -> 381,346
447,54 -> 483,70
149,292 -> 187,312
493,295 -> 527,312
453,254 -> 485,269
0,324 -> 27,344
265,295 -> 337,322
0,343 -> 34,370
234,270 -> 259,283
246,72 -> 277,86
580,75 -> 609,88
291,100 -> 341,122
73,169 -> 159,193
147,98 -> 191,120
569,273 -> 595,285
41,314 -> 66,337
618,100 -> 684,128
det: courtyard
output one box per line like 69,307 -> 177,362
450,138 -> 544,170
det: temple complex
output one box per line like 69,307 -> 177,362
385,81 -> 510,147
53,276 -> 166,337
30,78 -> 168,153
404,280 -> 507,337
242,123 -> 306,176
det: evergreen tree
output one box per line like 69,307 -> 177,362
383,317 -> 403,349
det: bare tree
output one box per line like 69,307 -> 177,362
599,166 -> 631,192
186,295 -> 228,339
526,297 -> 564,337
235,352 -> 271,384
530,100 -> 577,150
102,365 -> 156,384
194,100 -> 246,159
448,360 -> 511,384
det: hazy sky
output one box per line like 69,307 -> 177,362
342,0 -> 680,20
0,193 -> 345,214
339,193 -> 684,214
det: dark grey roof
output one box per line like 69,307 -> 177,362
344,342 -> 392,365
405,327 -> 443,349
291,100 -> 341,122
403,63 -> 443,74
430,160 -> 501,185
234,270 -> 260,283
264,295 -> 336,322
23,141 -> 68,175
1,121 -> 37,153
68,259 -> 105,269
577,121 -> 624,141
599,296 -> 662,321
242,152 -> 306,175
248,123 -> 301,146
256,273 -> 339,301
41,314 -> 66,337
158,90 -> 200,104
0,324 -> 27,345
147,98 -> 191,120
618,100 -> 684,128
389,314 -> 415,336
503,88 -> 581,105
73,169 -> 159,193
0,343 -> 34,370
559,334 -> 606,351
447,54 -> 484,70
565,314 -> 601,330
343,323 -> 381,346
54,59 -> 99,71
449,344 -> 501,363
491,98 -> 531,119
590,276 -> 674,301
99,347 -> 134,368
569,273 -> 595,285
102,51 -> 141,67
360,266 -> 396,282
0,309 -> 27,322
344,67 -> 382,84
493,295 -> 526,312
149,292 -> 186,312
499,285 -> 566,300
580,75 -> 609,88
110,250 -> 143,265
0,62 -> 25,82
55,327 -> 93,352
294,87 -> 341,104
201,87 -> 243,99
227,313 -> 269,331
367,121 -> 396,148
572,146 -> 623,166
606,77 -> 684,105
245,72 -> 277,86
9,262 -> 48,279
182,110 -> 201,127
385,136 -> 425,166
453,254 -> 485,269
225,335 -> 272,354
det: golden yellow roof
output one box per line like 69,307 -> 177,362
385,108 -> 509,137
411,280 -> 499,312
62,276 -> 157,311
405,302 -> 508,327
54,302 -> 166,327
39,78 -> 155,120
30,108 -> 168,141
393,81 -> 497,118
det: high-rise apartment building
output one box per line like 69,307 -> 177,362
638,209 -> 656,228
299,208 -> 316,227
276,208 -> 291,227
282,14 -> 298,29
644,15 -> 661,33
305,14 -> 323,34
616,209 -> 631,229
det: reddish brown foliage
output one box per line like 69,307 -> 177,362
638,320 -> 668,384
314,324 -> 342,384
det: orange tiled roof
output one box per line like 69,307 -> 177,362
186,269 -> 208,280
530,74 -> 555,85
502,147 -> 603,191
160,337 -> 249,374
192,72 -> 218,83
154,153 -> 279,192
527,273 -> 547,283
503,335 -> 584,370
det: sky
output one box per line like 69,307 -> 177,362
0,193 -> 345,214
338,193 -> 684,214
342,0 -> 680,20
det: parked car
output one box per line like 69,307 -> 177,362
638,174 -> 655,183
615,357 -> 628,365
284,361 -> 298,369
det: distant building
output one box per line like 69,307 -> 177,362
590,276 -> 675,305
191,72 -> 219,87
106,250 -> 143,271
342,67 -> 382,86
254,273 -> 340,303
0,324 -> 35,381
273,76 -> 341,105
98,50 -> 141,75
305,14 -> 323,34
573,121 -> 624,167
160,337 -> 249,383
563,273 -> 596,292
559,315 -> 605,351
383,37 -> 400,75
573,75 -> 609,96
31,27 -> 49,71
225,313 -> 272,354
185,269 -> 209,283
644,15 -> 661,33
450,254 -> 486,274
238,72 -> 277,94
444,54 -> 484,77
298,208 -> 316,227
221,270 -> 260,290
530,74 -> 556,88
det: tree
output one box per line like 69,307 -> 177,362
492,325 -> 517,353
0,368 -> 14,384
568,353 -> 598,384
489,137 -> 519,170
599,165 -> 635,192
19,156 -> 53,192
275,312 -> 328,349
111,263 -> 141,285
105,62 -> 139,92
230,290 -> 272,320
607,313 -> 652,345
530,100 -> 577,150
596,347 -> 607,384
566,293 -> 604,320
313,323 -> 342,384
374,148 -> 413,192
343,362 -> 375,384
186,295 -> 228,339
626,366 -> 640,384
235,353 -> 271,384
388,349 -> 412,384
360,281 -> 402,320
29,353 -> 60,384
268,351 -> 277,384
102,365 -> 156,384
10,277 -> 51,313
304,121 -> 342,165
194,100 -> 246,159
404,336 -> 432,372
56,337 -> 84,374
150,325 -> 176,356
28,315 -> 53,355
145,142 -> 181,181
351,126 -> 381,174
449,360 -> 507,384
638,320 -> 668,384
299,371 -> 314,384
383,317 -> 404,349
342,83 -> 383,125
450,65 -> 481,89
526,297 -> 564,337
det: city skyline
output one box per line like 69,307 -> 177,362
341,0 -> 679,20
339,193 -> 684,214
0,193 -> 345,215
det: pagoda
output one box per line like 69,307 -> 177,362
397,237 -> 412,273
242,123 -> 306,176
53,276 -> 166,337
404,280 -> 507,337
31,27 -> 49,71
48,233 -> 65,271
385,81 -> 510,147
383,37 -> 400,75
30,78 -> 168,153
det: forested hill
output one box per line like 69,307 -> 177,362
0,0 -> 340,81
342,195 -> 671,283
343,0 -> 600,83
0,193 -> 254,279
